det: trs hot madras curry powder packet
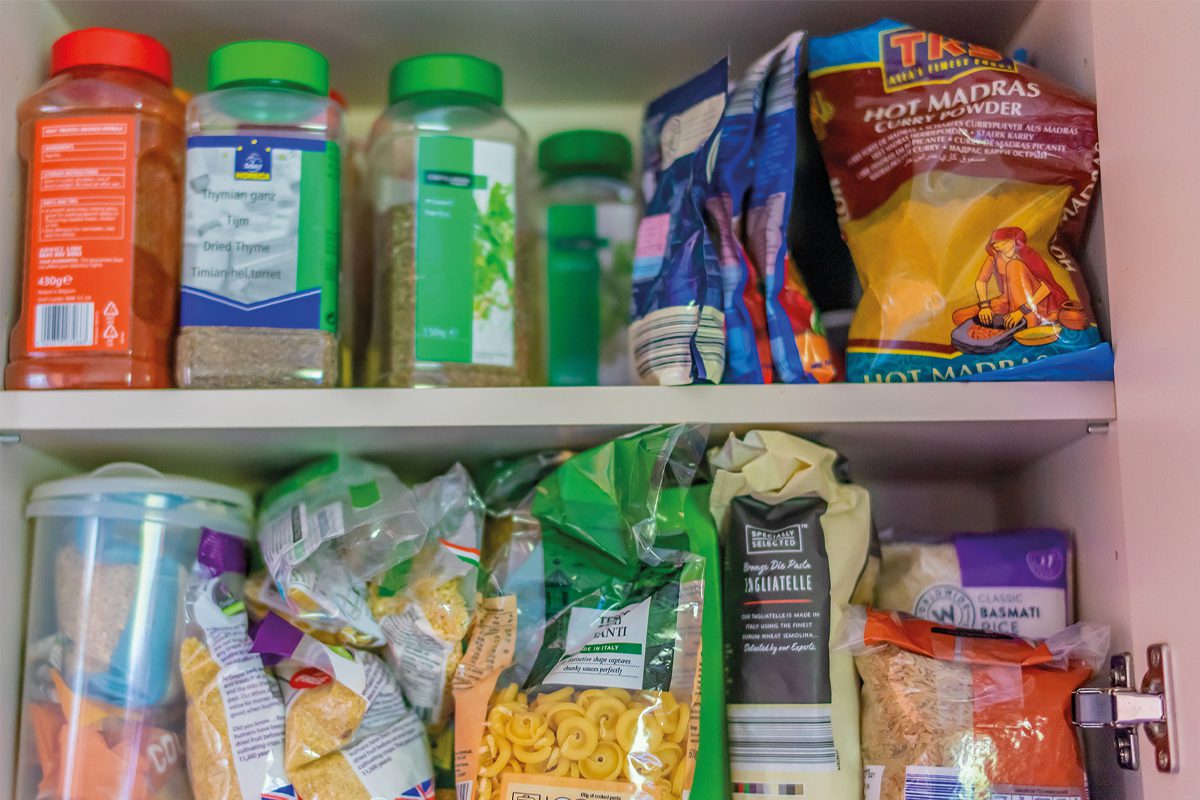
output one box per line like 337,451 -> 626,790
809,20 -> 1113,383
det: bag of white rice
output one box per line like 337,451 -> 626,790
876,527 -> 1072,638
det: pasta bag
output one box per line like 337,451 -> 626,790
252,613 -> 434,800
809,20 -> 1112,383
709,430 -> 875,800
835,607 -> 1108,800
369,463 -> 485,731
180,528 -> 289,800
257,455 -> 430,648
456,425 -> 708,800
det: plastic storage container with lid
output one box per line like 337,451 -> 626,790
6,28 -> 184,390
537,129 -> 638,385
15,463 -> 253,800
176,40 -> 343,388
365,53 -> 535,388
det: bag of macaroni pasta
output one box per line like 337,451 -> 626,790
809,20 -> 1112,382
835,607 -> 1108,800
251,613 -> 434,800
456,425 -> 708,800
367,463 -> 485,731
258,456 -> 429,648
709,430 -> 875,800
180,529 -> 290,800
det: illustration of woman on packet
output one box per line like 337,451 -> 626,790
953,226 -> 1070,329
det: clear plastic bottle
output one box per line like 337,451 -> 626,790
537,130 -> 638,385
176,40 -> 343,388
365,54 -> 535,388
6,28 -> 184,389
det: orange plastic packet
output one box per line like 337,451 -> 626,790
835,607 -> 1108,800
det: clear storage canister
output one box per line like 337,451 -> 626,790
16,463 -> 253,800
177,40 -> 343,388
537,129 -> 637,385
365,54 -> 535,387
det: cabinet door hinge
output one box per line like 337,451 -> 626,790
1073,644 -> 1179,773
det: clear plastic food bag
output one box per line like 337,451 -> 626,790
258,456 -> 429,647
835,606 -> 1109,800
180,529 -> 289,800
456,425 -> 708,800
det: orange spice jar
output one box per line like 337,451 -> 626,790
6,28 -> 184,389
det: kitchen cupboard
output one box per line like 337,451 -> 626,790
0,1 -> 1195,798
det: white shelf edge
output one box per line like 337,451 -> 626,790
0,382 -> 1116,431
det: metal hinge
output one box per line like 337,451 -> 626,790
1073,643 -> 1179,773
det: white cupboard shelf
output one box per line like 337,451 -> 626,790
0,383 -> 1116,481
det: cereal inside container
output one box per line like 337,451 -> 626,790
16,463 -> 253,800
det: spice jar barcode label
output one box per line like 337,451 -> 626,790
25,116 -> 138,353
408,135 -> 517,367
180,135 -> 339,332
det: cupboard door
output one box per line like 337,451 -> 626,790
1093,1 -> 1200,793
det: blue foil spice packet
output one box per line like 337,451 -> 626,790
747,32 -> 835,384
631,59 -> 727,385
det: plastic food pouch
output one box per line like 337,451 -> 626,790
809,19 -> 1112,383
245,571 -> 352,648
709,430 -> 874,800
180,529 -> 290,800
368,464 -> 485,732
252,613 -> 434,800
835,607 -> 1108,800
746,33 -> 837,384
711,45 -> 776,384
455,424 -> 708,800
258,455 -> 429,648
631,60 -> 727,385
876,527 -> 1073,639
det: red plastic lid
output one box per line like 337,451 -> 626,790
51,28 -> 172,84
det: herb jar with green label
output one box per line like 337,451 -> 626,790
538,130 -> 637,386
177,40 -> 343,388
365,54 -> 535,388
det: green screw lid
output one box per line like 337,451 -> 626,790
209,40 -> 329,95
389,53 -> 503,106
538,130 -> 633,178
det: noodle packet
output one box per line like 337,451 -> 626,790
368,464 -> 485,732
180,529 -> 290,800
252,613 -> 434,800
746,33 -> 836,384
631,61 -> 727,385
257,456 -> 429,648
709,431 -> 875,800
809,20 -> 1112,382
876,527 -> 1073,638
835,607 -> 1108,800
456,425 -> 708,800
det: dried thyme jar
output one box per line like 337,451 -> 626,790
365,54 -> 535,387
177,40 -> 342,388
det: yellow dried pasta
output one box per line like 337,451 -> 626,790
471,684 -> 690,796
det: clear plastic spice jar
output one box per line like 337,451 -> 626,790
537,130 -> 638,385
365,54 -> 535,388
6,28 -> 184,390
176,40 -> 342,388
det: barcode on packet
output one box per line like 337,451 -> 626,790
455,781 -> 472,800
312,502 -> 344,542
903,766 -> 968,800
34,302 -> 94,348
631,305 -> 724,383
728,706 -> 838,770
